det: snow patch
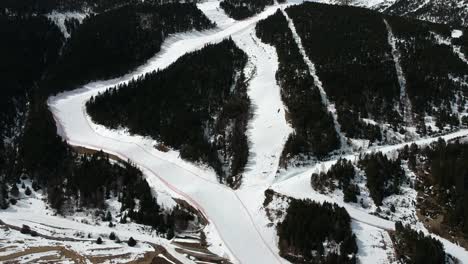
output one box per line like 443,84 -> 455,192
46,11 -> 87,38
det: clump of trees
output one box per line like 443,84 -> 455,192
359,152 -> 404,206
86,39 -> 250,186
286,2 -> 401,142
311,159 -> 359,203
220,0 -> 274,20
393,222 -> 446,264
256,10 -> 340,165
277,199 -> 357,263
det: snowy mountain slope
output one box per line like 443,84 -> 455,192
0,180 -> 195,263
383,0 -> 468,26
2,0 -> 464,263
48,2 -> 294,263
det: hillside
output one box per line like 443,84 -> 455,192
1,0 -> 468,263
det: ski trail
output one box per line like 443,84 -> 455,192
281,9 -> 348,152
384,19 -> 414,125
231,26 -> 292,188
49,3 -> 288,263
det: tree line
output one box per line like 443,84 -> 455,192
393,222 -> 447,264
43,2 -> 215,96
277,198 -> 358,263
256,9 -> 340,166
311,158 -> 360,203
86,39 -> 250,186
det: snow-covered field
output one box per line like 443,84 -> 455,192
27,0 -> 468,263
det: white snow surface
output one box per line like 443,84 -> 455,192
46,11 -> 87,38
452,29 -> 464,38
352,220 -> 396,264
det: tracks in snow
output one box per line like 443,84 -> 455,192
384,19 -> 414,126
281,9 -> 349,152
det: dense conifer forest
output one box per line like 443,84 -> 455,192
277,198 -> 357,263
286,2 -> 400,142
220,0 -> 274,20
0,14 -> 65,209
311,159 -> 360,203
386,17 -> 468,132
0,14 -> 63,141
86,39 -> 249,186
43,3 -> 215,95
393,222 -> 447,264
256,10 -> 340,165
400,139 -> 468,240
358,152 -> 404,206
0,0 -> 199,14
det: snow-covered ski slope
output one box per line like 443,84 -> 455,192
49,2 -> 290,263
47,0 -> 468,263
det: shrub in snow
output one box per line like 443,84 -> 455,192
20,225 -> 31,234
128,237 -> 137,247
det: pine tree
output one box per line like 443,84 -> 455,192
127,237 -> 137,247
10,184 -> 19,197
25,187 -> 32,196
